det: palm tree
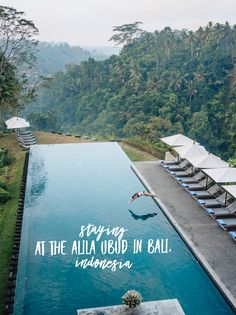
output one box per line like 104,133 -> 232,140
169,75 -> 182,92
129,61 -> 142,92
186,80 -> 198,102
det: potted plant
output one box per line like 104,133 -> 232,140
122,290 -> 142,312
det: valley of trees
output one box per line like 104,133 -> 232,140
0,6 -> 108,121
26,22 -> 236,160
0,6 -> 235,161
36,42 -> 107,75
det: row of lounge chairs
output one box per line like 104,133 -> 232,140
16,131 -> 37,149
161,158 -> 236,242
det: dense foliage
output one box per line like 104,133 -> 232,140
0,53 -> 21,111
0,5 -> 38,123
0,148 -> 11,203
26,22 -> 236,159
0,148 -> 12,168
36,42 -> 107,75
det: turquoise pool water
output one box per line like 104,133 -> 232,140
14,143 -> 234,315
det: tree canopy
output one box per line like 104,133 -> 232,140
36,42 -> 107,76
25,22 -> 236,160
109,22 -> 143,45
0,5 -> 38,119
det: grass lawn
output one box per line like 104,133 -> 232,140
33,131 -> 93,144
120,142 -> 157,161
34,131 -> 157,161
0,131 -> 157,313
0,134 -> 25,314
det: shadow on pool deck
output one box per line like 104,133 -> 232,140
134,161 -> 236,311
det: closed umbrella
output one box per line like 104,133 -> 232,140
160,134 -> 197,147
188,153 -> 229,169
174,143 -> 207,159
203,168 -> 236,183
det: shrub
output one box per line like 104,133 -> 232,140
122,290 -> 142,309
228,157 -> 236,167
0,180 -> 7,190
0,148 -> 12,168
0,187 -> 10,203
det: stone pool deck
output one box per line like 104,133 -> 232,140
134,161 -> 236,311
77,299 -> 185,315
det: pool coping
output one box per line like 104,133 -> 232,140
77,299 -> 185,315
131,163 -> 236,312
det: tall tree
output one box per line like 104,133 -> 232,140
0,6 -> 38,72
0,52 -> 21,110
0,6 -> 38,116
109,22 -> 143,45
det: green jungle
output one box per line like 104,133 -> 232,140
1,13 -> 236,161
0,7 -> 236,313
25,22 -> 236,161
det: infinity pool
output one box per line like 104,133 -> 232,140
14,143 -> 234,315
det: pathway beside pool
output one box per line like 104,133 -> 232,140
77,299 -> 185,315
134,161 -> 236,311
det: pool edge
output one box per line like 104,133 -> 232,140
131,164 -> 236,312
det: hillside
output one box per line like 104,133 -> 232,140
36,42 -> 108,76
83,46 -> 120,56
25,23 -> 236,160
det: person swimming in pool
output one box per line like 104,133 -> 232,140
128,191 -> 158,203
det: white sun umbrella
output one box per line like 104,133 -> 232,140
221,185 -> 236,199
174,143 -> 207,159
188,153 -> 229,169
160,134 -> 197,147
5,116 -> 26,125
203,168 -> 236,183
6,119 -> 30,129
